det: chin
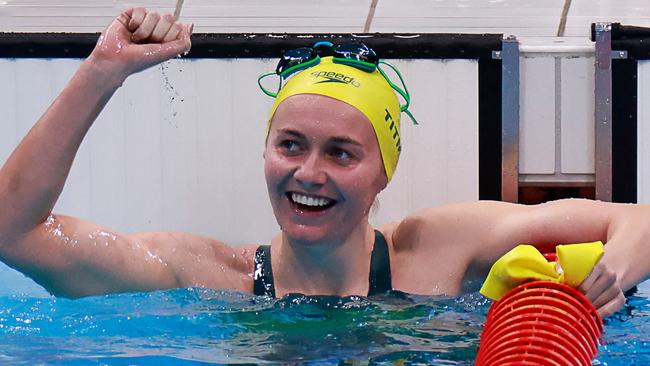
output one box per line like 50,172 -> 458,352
270,194 -> 370,246
280,223 -> 338,246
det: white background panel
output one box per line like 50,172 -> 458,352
87,74 -> 129,231
0,58 -> 480,246
0,60 -> 17,166
52,60 -> 93,220
372,59 -> 479,225
639,61 -> 650,204
444,61 -> 479,202
519,57 -> 556,174
123,67 -> 166,232
560,56 -> 595,174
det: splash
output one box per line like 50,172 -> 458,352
87,229 -> 117,247
159,62 -> 186,128
131,241 -> 167,266
44,215 -> 78,247
144,248 -> 165,265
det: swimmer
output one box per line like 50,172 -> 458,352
0,8 -> 648,317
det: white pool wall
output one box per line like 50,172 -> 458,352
638,61 -> 650,204
0,58 -> 480,246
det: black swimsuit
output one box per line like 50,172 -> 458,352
253,230 -> 393,297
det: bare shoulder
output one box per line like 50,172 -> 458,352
382,198 -> 634,296
382,200 -> 527,296
387,201 -> 514,249
128,231 -> 258,292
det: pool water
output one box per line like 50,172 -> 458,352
0,278 -> 649,365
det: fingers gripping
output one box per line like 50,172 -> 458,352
91,7 -> 192,80
131,11 -> 161,42
597,291 -> 626,318
163,23 -> 183,43
582,263 -> 616,303
123,8 -> 190,45
139,23 -> 192,65
579,260 -> 625,317
150,14 -> 176,42
124,7 -> 192,58
118,7 -> 146,32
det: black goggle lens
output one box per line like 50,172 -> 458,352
333,43 -> 378,65
275,47 -> 316,75
261,41 -> 416,124
275,43 -> 379,76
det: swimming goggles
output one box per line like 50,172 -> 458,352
258,41 -> 417,124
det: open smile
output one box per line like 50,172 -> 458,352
287,192 -> 337,212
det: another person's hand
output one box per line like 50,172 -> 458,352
578,259 -> 626,318
89,7 -> 192,81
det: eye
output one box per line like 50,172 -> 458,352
278,139 -> 302,154
329,147 -> 353,162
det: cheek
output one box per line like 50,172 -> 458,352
263,147 -> 279,184
264,156 -> 279,183
363,156 -> 388,191
345,166 -> 385,205
263,147 -> 292,187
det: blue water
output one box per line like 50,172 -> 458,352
0,267 -> 648,365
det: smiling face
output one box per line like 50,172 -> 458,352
264,94 -> 388,245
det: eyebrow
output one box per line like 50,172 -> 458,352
277,128 -> 363,147
277,128 -> 305,139
329,136 -> 363,147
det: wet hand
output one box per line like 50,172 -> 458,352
578,259 -> 626,318
90,7 -> 193,79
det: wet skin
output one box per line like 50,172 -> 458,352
264,94 -> 388,247
0,7 -> 637,318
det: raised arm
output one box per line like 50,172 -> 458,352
0,9 -> 247,297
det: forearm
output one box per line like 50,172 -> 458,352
457,199 -> 614,280
479,199 -> 649,291
599,204 -> 650,291
0,58 -> 125,238
520,199 -> 650,291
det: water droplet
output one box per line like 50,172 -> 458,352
159,63 -> 184,128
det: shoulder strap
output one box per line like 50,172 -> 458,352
368,230 -> 393,296
253,245 -> 276,297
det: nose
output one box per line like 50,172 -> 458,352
294,152 -> 327,189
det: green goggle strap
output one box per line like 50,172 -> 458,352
279,56 -> 321,79
332,57 -> 377,72
258,71 -> 282,98
378,61 -> 418,125
258,59 -> 418,125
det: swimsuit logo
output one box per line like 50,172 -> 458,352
311,71 -> 361,87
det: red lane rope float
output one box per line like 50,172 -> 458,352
475,280 -> 603,366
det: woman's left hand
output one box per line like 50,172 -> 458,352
578,259 -> 626,317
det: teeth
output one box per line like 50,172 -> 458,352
291,193 -> 332,207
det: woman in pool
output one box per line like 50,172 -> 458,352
0,8 -> 646,317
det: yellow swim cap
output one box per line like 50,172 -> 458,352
267,57 -> 402,181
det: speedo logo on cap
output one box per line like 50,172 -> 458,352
311,71 -> 361,87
